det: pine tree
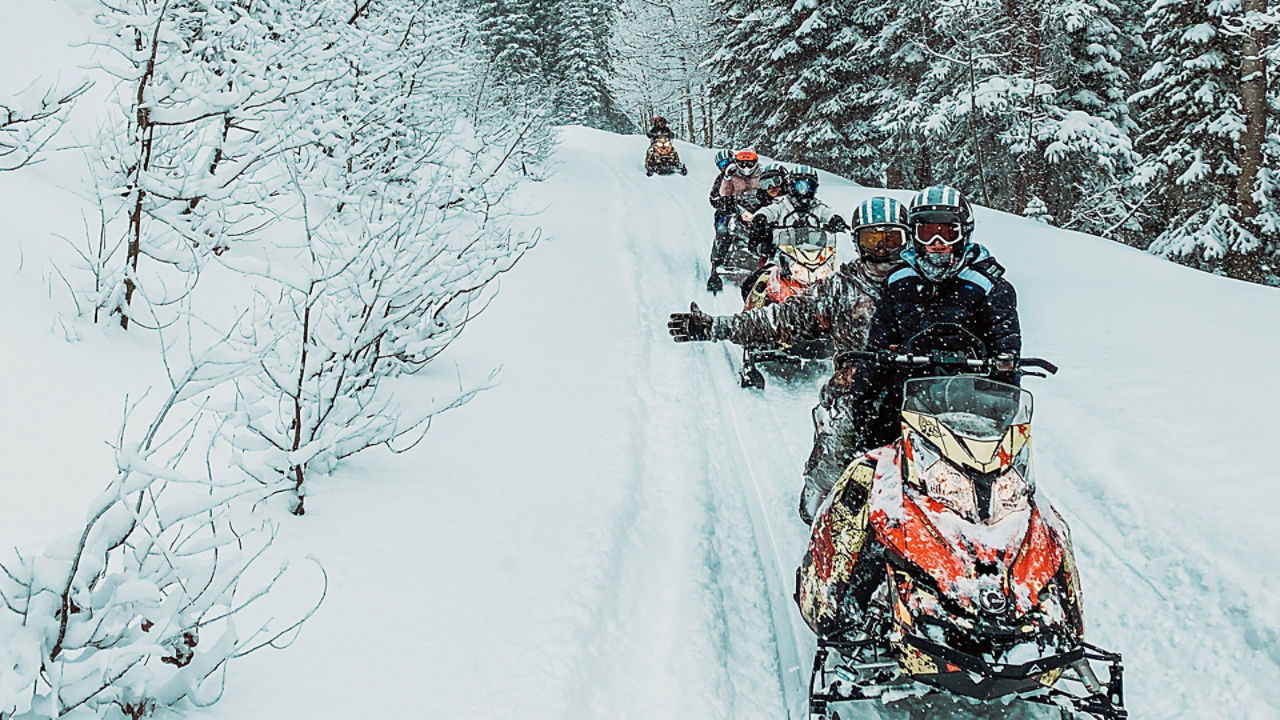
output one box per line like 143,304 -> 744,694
709,0 -> 883,181
707,0 -> 787,150
476,0 -> 546,94
1130,0 -> 1279,283
476,0 -> 629,132
548,0 -> 632,131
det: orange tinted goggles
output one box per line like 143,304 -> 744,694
856,227 -> 907,251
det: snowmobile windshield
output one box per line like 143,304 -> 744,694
779,243 -> 836,285
903,376 -> 1032,440
774,225 -> 835,249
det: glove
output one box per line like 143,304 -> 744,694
668,302 -> 714,342
824,215 -> 849,233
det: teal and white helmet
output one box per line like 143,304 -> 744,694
715,149 -> 734,170
908,185 -> 975,281
760,164 -> 789,192
789,164 -> 819,204
908,185 -> 974,248
851,196 -> 910,263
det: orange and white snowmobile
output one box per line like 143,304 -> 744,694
736,226 -> 837,389
644,135 -> 687,176
797,348 -> 1126,720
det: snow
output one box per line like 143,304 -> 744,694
4,6 -> 1280,719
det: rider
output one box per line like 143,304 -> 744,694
831,184 -> 1021,479
646,116 -> 671,140
709,161 -> 787,292
708,149 -> 737,253
667,195 -> 908,511
742,165 -> 848,255
719,148 -> 761,196
669,185 -> 1020,524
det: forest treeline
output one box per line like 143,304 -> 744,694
482,0 -> 1280,286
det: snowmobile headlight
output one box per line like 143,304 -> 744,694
789,262 -> 818,285
920,460 -> 978,520
988,468 -> 1030,525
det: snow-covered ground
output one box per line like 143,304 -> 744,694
5,8 -> 1280,718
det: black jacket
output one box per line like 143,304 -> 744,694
846,244 -> 1021,399
646,123 -> 671,140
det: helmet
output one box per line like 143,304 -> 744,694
851,196 -> 909,265
651,116 -> 668,125
734,149 -> 759,176
715,149 -> 734,170
790,165 -> 819,204
908,185 -> 974,281
759,164 -> 788,192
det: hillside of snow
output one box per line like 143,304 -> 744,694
3,9 -> 1280,716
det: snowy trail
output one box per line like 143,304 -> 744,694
11,125 -> 1280,720
541,130 -> 1280,720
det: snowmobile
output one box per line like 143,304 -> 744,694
645,135 -> 687,176
735,225 -> 837,389
798,331 -> 1126,720
708,191 -> 771,295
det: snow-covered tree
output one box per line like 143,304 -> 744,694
709,0 -> 884,182
81,0 -> 341,329
476,0 -> 629,132
611,0 -> 714,142
0,346 -> 322,719
1130,0 -> 1280,283
0,79 -> 90,170
221,1 -> 541,515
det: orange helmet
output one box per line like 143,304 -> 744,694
734,149 -> 758,163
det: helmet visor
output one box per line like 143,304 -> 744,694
857,226 -> 907,251
760,173 -> 786,190
914,222 -> 962,247
792,178 -> 815,196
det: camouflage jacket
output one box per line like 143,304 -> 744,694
710,260 -> 888,357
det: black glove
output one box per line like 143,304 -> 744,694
824,214 -> 849,233
668,302 -> 714,342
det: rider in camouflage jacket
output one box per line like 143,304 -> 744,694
674,196 -> 910,522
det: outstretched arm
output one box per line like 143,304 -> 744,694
668,276 -> 836,347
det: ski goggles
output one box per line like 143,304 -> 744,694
856,226 -> 907,251
736,159 -> 758,170
914,222 -> 963,246
791,178 -> 815,196
760,173 -> 787,190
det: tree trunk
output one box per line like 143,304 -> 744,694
1237,0 -> 1267,221
1228,0 -> 1268,281
886,164 -> 904,190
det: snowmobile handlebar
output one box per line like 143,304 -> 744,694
841,349 -> 1059,378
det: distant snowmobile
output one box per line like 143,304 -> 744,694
798,335 -> 1126,720
736,225 -> 837,389
644,135 -> 687,176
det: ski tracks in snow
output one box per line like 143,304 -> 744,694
554,139 -> 806,720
